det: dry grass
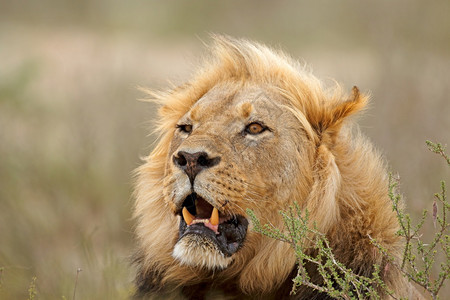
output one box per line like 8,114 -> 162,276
0,1 -> 448,298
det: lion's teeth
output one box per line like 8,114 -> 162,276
182,207 -> 194,225
210,207 -> 219,226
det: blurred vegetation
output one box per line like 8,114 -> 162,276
0,0 -> 449,298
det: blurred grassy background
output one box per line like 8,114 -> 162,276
0,0 -> 449,298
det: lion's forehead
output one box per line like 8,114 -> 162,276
189,85 -> 286,123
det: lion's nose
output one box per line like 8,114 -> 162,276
173,151 -> 221,184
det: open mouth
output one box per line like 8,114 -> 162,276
178,193 -> 248,257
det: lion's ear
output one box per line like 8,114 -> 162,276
311,86 -> 368,143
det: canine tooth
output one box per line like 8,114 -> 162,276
210,207 -> 219,226
182,207 -> 194,225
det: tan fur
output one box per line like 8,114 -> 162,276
133,36 -> 422,299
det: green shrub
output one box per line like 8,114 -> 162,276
248,141 -> 449,299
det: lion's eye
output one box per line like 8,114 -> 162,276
245,122 -> 266,135
177,124 -> 193,134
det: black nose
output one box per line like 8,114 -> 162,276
173,151 -> 221,184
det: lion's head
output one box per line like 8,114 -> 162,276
133,36 -> 377,297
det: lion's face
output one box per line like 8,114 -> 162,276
163,83 -> 312,269
134,37 -> 370,296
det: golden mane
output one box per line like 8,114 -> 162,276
133,36 -> 415,299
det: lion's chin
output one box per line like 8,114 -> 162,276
173,235 -> 234,269
172,214 -> 249,269
171,193 -> 249,269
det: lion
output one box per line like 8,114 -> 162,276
133,36 -> 421,299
